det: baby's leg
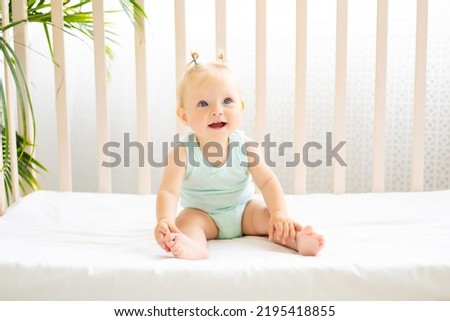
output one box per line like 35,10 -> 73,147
165,208 -> 218,260
242,199 -> 324,256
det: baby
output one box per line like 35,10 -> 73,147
155,53 -> 324,259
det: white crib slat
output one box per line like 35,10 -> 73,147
175,0 -> 187,134
411,0 -> 428,192
135,0 -> 151,195
333,0 -> 348,194
51,0 -> 73,192
13,1 -> 38,188
255,0 -> 267,144
372,0 -> 389,193
2,0 -> 20,203
0,113 -> 5,212
12,0 -> 33,145
216,0 -> 227,57
294,0 -> 307,195
92,0 -> 112,193
1,0 -> 9,211
0,135 -> 5,213
12,0 -> 35,189
5,89 -> 20,202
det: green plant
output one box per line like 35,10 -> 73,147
0,0 -> 146,205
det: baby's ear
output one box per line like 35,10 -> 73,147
176,107 -> 188,124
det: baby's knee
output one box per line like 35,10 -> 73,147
175,214 -> 191,227
176,209 -> 209,227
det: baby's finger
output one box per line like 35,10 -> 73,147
156,234 -> 169,252
277,225 -> 283,243
275,222 -> 283,241
157,233 -> 167,246
162,242 -> 171,252
268,223 -> 275,240
290,222 -> 296,241
281,222 -> 290,244
281,222 -> 289,244
158,223 -> 170,235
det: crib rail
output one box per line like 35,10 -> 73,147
333,0 -> 348,195
0,0 -> 431,212
411,0 -> 428,192
51,0 -> 72,193
372,0 -> 388,193
1,0 -> 21,212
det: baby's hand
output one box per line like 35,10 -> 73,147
154,219 -> 180,252
268,215 -> 302,245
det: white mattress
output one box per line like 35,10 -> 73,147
0,190 -> 449,300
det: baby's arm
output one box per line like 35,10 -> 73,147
155,145 -> 186,252
245,137 -> 301,244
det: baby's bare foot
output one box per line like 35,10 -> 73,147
164,233 -> 209,260
296,226 -> 324,256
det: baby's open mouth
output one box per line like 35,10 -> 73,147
208,122 -> 227,129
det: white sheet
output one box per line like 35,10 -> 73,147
0,190 -> 449,300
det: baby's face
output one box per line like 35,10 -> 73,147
178,70 -> 244,143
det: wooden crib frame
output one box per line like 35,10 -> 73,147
0,0 -> 430,213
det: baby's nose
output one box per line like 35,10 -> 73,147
210,104 -> 223,115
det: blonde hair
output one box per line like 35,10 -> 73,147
176,52 -> 240,110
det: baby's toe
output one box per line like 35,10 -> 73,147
172,246 -> 184,257
164,232 -> 175,242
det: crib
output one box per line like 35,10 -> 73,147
1,0 -> 450,300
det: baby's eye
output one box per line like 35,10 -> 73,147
223,97 -> 233,104
197,100 -> 208,108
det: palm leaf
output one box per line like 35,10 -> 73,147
1,125 -> 47,205
0,37 -> 35,156
1,0 -> 148,205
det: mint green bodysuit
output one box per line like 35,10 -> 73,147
179,130 -> 255,239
